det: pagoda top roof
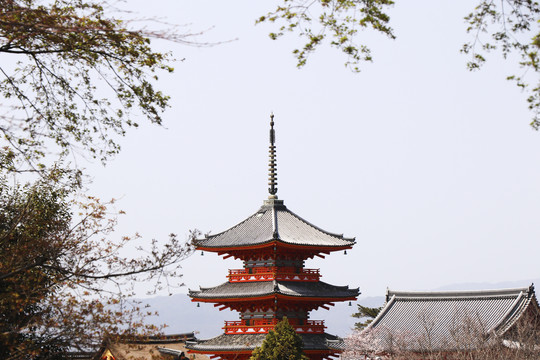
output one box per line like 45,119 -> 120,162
195,199 -> 355,250
186,333 -> 342,352
189,280 -> 359,300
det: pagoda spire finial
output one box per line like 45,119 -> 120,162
268,113 -> 278,199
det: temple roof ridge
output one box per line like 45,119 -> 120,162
386,285 -> 535,300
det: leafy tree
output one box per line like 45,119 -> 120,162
250,317 -> 309,360
352,305 -> 382,330
256,0 -> 395,73
258,0 -> 540,127
462,1 -> 540,129
0,178 -> 194,358
0,0 -> 196,177
0,1 -> 201,359
0,2 -> 200,359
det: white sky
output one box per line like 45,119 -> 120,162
87,0 -> 540,301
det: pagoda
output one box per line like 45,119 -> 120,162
186,115 -> 359,360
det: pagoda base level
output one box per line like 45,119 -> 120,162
188,349 -> 340,360
186,333 -> 343,360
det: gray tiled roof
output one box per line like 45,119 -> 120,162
367,285 -> 539,351
189,280 -> 359,299
186,333 -> 342,352
195,199 -> 355,249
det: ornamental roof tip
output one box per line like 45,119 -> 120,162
188,286 -> 210,295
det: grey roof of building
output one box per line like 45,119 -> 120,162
186,333 -> 343,352
189,280 -> 359,300
195,199 -> 355,249
367,285 -> 539,351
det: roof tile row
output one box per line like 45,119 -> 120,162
189,280 -> 359,299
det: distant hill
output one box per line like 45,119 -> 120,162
141,278 -> 539,339
141,293 -> 233,338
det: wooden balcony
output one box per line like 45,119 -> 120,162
228,267 -> 320,282
223,319 -> 325,334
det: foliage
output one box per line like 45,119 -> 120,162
250,317 -> 309,360
352,304 -> 382,330
0,178 -> 194,359
0,1 -> 198,359
257,0 -> 395,72
259,0 -> 540,127
462,0 -> 540,128
342,328 -> 387,360
0,0 -> 185,177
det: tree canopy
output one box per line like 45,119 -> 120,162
259,0 -> 540,127
0,178 -> 193,358
0,1 -> 196,358
257,0 -> 395,72
0,0 -> 191,177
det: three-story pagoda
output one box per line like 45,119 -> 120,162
187,115 -> 359,360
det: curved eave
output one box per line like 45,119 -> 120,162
366,295 -> 396,330
492,291 -> 539,335
187,349 -> 339,356
186,333 -> 343,352
194,220 -> 355,246
188,349 -> 253,355
191,294 -> 359,304
189,280 -> 359,302
197,240 -> 354,253
190,281 -> 359,300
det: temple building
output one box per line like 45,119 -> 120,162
361,285 -> 540,356
94,333 -> 207,360
186,115 -> 359,360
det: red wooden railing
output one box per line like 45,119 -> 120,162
228,267 -> 320,282
223,319 -> 325,334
